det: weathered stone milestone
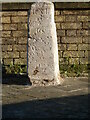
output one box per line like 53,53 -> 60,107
28,2 -> 62,86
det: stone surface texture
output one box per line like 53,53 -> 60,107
28,2 -> 61,86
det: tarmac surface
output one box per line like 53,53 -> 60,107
2,76 -> 89,119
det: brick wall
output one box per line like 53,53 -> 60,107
1,3 -> 90,66
55,10 -> 90,65
2,11 -> 28,65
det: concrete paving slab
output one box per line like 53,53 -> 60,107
2,77 -> 89,118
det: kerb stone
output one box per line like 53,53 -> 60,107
28,2 -> 63,86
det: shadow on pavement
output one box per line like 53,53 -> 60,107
2,94 -> 89,119
2,74 -> 32,85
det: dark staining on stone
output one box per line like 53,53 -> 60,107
50,47 -> 52,50
33,67 -> 39,75
43,79 -> 49,82
38,64 -> 41,67
47,36 -> 52,39
42,29 -> 45,33
47,36 -> 49,38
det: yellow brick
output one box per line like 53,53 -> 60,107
59,58 -> 68,64
18,23 -> 27,30
12,31 -> 28,37
17,11 -> 27,16
63,51 -> 84,58
61,37 -> 82,43
2,31 -> 11,37
0,24 -> 2,31
61,23 -> 82,29
3,24 -> 17,30
18,37 -> 27,44
67,30 -> 76,36
69,58 -> 79,64
0,11 -> 1,15
61,10 -> 77,15
65,15 -> 76,21
67,44 -> 77,50
80,58 -> 89,64
58,51 -> 63,58
4,59 -> 13,65
58,44 -> 66,50
56,23 -> 60,29
2,17 -> 10,23
57,30 -> 65,37
2,11 -> 27,16
55,10 -> 60,15
78,44 -> 89,50
2,12 -> 17,16
83,22 -> 90,29
85,51 -> 89,57
2,37 -> 18,45
13,45 -> 27,51
77,16 -> 89,21
2,45 -> 12,51
11,16 -> 27,23
79,10 -> 89,15
55,16 -> 65,22
62,10 -> 89,15
2,52 -> 19,58
77,30 -> 89,36
57,37 -> 60,44
14,58 -> 27,65
20,52 -> 27,58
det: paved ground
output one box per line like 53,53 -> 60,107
2,76 -> 90,119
